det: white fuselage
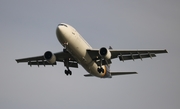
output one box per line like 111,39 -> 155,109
56,23 -> 110,78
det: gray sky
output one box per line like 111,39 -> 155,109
0,0 -> 180,109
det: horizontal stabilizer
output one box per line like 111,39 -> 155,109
84,72 -> 137,77
110,72 -> 137,76
84,74 -> 93,77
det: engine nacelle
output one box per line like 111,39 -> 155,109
44,51 -> 56,64
99,47 -> 111,60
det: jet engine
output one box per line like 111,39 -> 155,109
44,51 -> 56,64
99,47 -> 111,60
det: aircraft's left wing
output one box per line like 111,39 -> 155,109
87,49 -> 168,62
16,51 -> 77,66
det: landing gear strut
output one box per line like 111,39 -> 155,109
64,58 -> 72,76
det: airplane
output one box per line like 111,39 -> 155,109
16,23 -> 168,78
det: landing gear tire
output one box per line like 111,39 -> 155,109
97,68 -> 101,73
63,48 -> 67,52
97,67 -> 104,73
65,70 -> 68,75
65,70 -> 72,76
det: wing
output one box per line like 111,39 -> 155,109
87,49 -> 168,61
16,51 -> 77,67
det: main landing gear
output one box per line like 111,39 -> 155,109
63,53 -> 72,76
97,67 -> 104,73
97,58 -> 104,73
63,44 -> 72,76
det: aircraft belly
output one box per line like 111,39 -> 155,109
58,28 -> 109,78
64,34 -> 97,76
66,34 -> 91,62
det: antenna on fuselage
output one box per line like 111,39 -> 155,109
109,46 -> 113,49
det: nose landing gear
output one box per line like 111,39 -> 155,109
64,57 -> 72,76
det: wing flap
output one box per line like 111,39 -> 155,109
28,61 -> 57,66
110,49 -> 167,59
119,54 -> 156,61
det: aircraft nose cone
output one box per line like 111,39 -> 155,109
56,24 -> 68,41
56,25 -> 65,40
56,24 -> 66,34
56,24 -> 65,35
57,24 -> 61,31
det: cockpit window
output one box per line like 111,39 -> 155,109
59,24 -> 68,27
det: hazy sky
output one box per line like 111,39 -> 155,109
0,0 -> 180,109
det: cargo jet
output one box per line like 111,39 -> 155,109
16,23 -> 168,78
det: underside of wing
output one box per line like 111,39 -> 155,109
86,49 -> 112,65
86,49 -> 99,60
87,49 -> 168,61
16,51 -> 77,67
111,49 -> 168,61
28,61 -> 57,66
16,55 -> 44,63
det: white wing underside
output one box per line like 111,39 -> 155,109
16,51 -> 78,67
87,49 -> 168,61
